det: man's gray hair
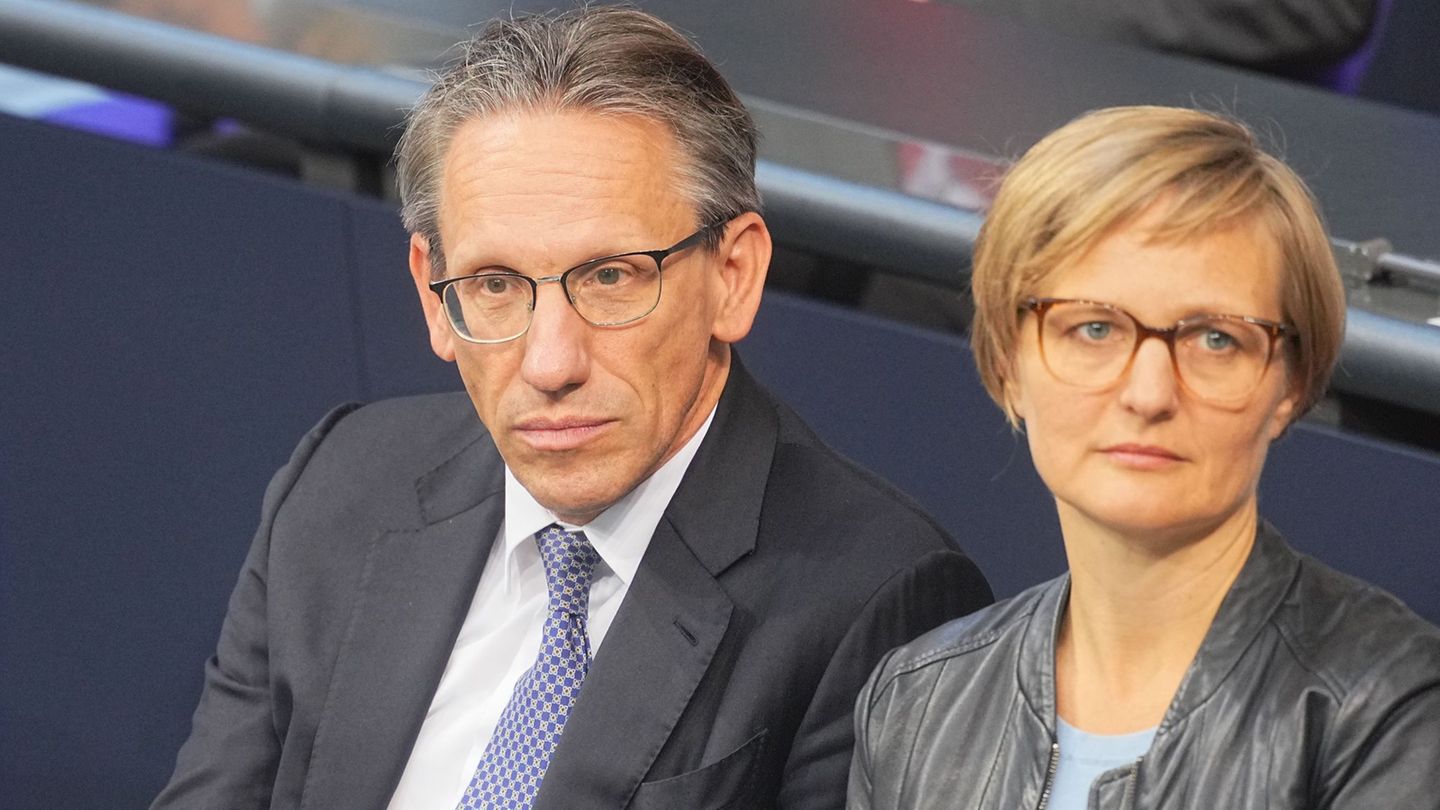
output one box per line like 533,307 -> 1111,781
395,6 -> 761,278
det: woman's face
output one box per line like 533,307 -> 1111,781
1007,206 -> 1297,543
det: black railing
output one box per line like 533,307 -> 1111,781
2,0 -> 1438,417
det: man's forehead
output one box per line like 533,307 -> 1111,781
441,109 -> 681,197
435,109 -> 695,266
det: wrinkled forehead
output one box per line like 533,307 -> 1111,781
448,103 -> 692,182
435,110 -> 698,268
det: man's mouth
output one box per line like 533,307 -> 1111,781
512,418 -> 616,452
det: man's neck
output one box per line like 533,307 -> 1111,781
501,400 -> 720,586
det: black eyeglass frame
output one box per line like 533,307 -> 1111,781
1021,296 -> 1298,402
429,220 -> 727,344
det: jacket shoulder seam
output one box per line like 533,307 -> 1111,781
879,596 -> 1039,684
1271,617 -> 1346,698
898,626 -> 1008,672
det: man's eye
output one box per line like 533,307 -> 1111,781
592,265 -> 629,286
482,276 -> 513,295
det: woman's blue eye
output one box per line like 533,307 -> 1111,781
1082,322 -> 1111,340
1203,329 -> 1237,351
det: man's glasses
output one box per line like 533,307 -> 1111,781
1023,297 -> 1296,403
430,221 -> 726,344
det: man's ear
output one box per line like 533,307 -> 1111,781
709,212 -> 772,344
409,233 -> 457,362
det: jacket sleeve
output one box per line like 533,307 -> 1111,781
845,646 -> 896,810
150,404 -> 359,809
778,548 -> 992,810
1320,667 -> 1440,810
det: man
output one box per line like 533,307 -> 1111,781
153,7 -> 991,808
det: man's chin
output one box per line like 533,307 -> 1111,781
502,436 -> 668,525
514,469 -> 632,526
536,494 -> 613,527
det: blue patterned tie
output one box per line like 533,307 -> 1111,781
458,525 -> 600,810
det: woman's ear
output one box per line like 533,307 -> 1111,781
1002,356 -> 1029,426
1006,384 -> 1025,422
1266,377 -> 1301,442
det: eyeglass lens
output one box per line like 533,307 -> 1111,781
443,274 -> 534,343
441,254 -> 663,343
565,255 -> 662,324
1037,301 -> 1277,401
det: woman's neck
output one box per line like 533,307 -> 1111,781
1054,501 -> 1258,734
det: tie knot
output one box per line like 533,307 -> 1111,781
536,525 -> 599,615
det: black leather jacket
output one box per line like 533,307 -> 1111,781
849,523 -> 1440,809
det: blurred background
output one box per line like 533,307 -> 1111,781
2,0 -> 1438,805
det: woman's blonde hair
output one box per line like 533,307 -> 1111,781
970,105 -> 1346,425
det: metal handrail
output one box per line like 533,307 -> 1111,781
2,0 -> 1438,416
0,0 -> 423,153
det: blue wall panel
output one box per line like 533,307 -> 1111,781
1,114 -> 367,806
743,294 -> 1066,601
744,293 -> 1440,615
3,111 -> 1437,807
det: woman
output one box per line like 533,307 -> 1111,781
848,106 -> 1440,809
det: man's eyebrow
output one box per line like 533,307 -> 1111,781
447,257 -> 521,278
437,265 -> 510,282
451,235 -> 656,279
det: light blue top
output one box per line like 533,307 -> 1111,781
1047,717 -> 1156,809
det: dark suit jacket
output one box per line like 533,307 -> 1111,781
153,361 -> 992,809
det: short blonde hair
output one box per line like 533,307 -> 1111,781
970,105 -> 1346,425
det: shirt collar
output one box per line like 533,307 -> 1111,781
501,406 -> 717,586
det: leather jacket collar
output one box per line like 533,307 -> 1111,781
1015,522 -> 1303,735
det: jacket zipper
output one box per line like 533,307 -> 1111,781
1119,758 -> 1141,808
1036,741 -> 1060,810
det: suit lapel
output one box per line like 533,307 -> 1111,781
534,358 -> 779,808
301,431 -> 506,810
535,518 -> 734,808
304,358 -> 779,808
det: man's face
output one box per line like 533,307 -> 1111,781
410,109 -> 768,524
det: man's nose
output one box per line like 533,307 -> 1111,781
519,283 -> 591,393
1117,337 -> 1180,419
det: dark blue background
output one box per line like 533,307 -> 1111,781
3,113 -> 1437,807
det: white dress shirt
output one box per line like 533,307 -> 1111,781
387,408 -> 715,808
